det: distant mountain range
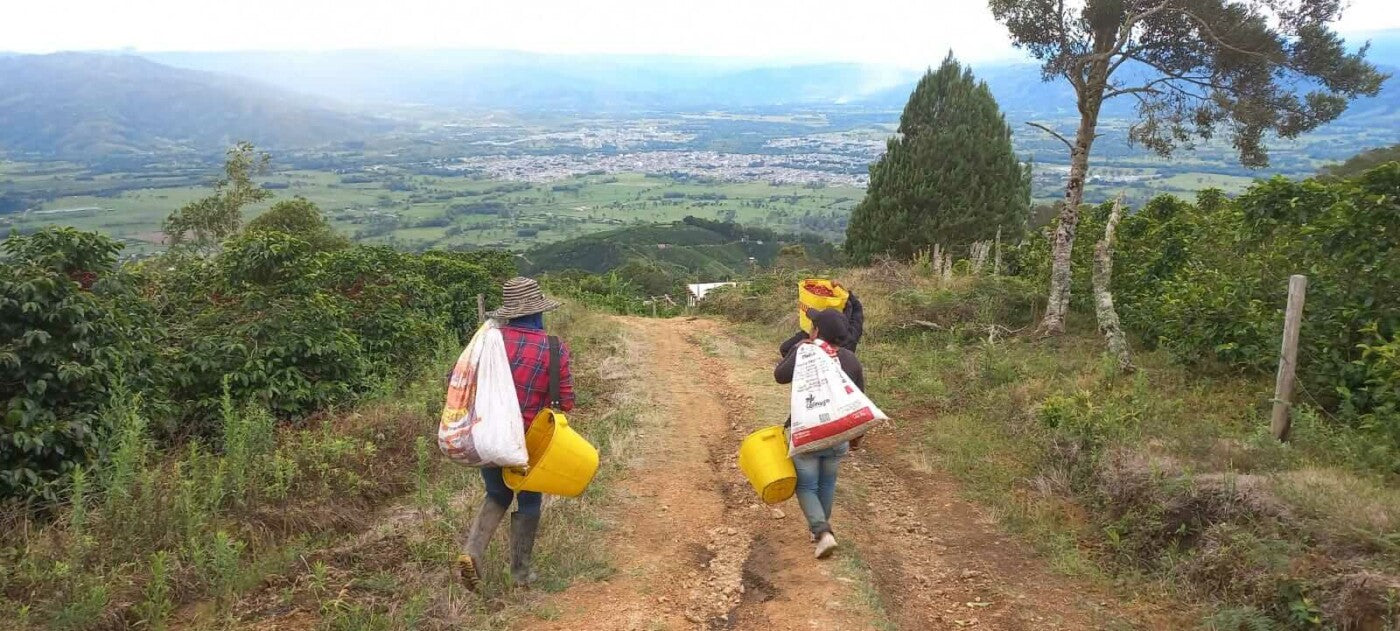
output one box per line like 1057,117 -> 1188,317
0,53 -> 391,156
144,38 -> 1399,117
1,33 -> 1397,158
144,49 -> 923,113
140,49 -> 1071,115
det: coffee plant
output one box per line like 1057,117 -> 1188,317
1016,163 -> 1399,448
0,229 -> 153,500
1,201 -> 513,501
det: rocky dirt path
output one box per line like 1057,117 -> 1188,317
516,316 -> 878,631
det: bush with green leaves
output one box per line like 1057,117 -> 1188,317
1151,167 -> 1397,433
540,270 -> 683,317
1,217 -> 512,499
245,197 -> 350,252
0,229 -> 156,501
1015,164 -> 1400,449
415,250 -> 504,344
151,235 -> 499,437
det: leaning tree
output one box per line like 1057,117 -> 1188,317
988,0 -> 1389,334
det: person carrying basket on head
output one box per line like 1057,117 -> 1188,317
775,307 -> 866,559
780,281 -> 863,356
459,277 -> 575,591
778,281 -> 866,449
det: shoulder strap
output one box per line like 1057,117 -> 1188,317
547,335 -> 562,409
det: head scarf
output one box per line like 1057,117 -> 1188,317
507,312 -> 545,331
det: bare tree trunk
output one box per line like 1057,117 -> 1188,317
970,242 -> 988,274
1039,17 -> 1117,335
1093,195 -> 1133,373
1041,107 -> 1100,334
994,227 -> 1002,276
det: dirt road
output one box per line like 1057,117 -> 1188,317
517,317 -> 876,631
207,315 -> 1178,630
518,317 -> 1180,630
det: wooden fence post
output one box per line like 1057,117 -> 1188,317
476,293 -> 486,325
1270,275 -> 1308,441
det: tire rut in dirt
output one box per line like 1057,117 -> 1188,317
677,435 -> 759,629
722,533 -> 784,630
679,347 -> 768,630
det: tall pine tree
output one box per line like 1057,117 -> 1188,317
846,54 -> 1030,262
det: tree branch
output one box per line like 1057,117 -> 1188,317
1112,0 -> 1175,57
1055,0 -> 1069,54
1117,53 -> 1312,118
1106,48 -> 1137,78
1171,7 -> 1288,69
1055,0 -> 1086,92
1071,1 -> 1174,100
1025,122 -> 1074,151
1104,73 -> 1214,100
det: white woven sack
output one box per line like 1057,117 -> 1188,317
788,341 -> 887,455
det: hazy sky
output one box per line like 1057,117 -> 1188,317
7,0 -> 1400,66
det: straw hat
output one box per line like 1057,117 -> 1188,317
487,277 -> 561,320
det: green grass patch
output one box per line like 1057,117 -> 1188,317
837,550 -> 898,631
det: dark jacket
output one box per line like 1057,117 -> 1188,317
774,342 -> 865,392
775,311 -> 866,443
776,307 -> 865,391
780,292 -> 863,357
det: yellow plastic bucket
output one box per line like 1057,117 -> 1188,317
798,279 -> 850,334
738,426 -> 797,504
503,409 -> 599,497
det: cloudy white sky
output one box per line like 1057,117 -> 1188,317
7,0 -> 1400,66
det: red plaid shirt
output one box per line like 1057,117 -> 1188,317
500,326 -> 575,427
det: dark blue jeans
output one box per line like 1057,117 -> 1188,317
481,467 -> 542,517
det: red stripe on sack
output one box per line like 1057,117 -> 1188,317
791,407 -> 875,445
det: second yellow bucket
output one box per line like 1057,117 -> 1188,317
738,426 -> 797,504
798,279 -> 849,334
504,409 -> 599,497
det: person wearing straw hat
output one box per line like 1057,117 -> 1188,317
459,277 -> 575,592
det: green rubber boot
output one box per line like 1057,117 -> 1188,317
510,512 -> 541,587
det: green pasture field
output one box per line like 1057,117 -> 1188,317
5,166 -> 863,253
1151,171 -> 1258,192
